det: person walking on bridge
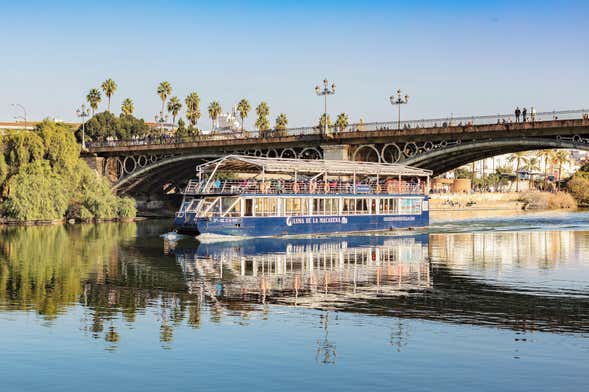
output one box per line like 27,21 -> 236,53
515,107 -> 521,123
522,107 -> 528,122
531,107 -> 537,123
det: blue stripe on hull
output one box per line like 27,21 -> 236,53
175,212 -> 429,237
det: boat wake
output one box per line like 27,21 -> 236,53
197,233 -> 253,243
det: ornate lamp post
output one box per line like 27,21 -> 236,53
315,78 -> 336,136
155,111 -> 168,133
11,103 -> 27,130
389,89 -> 409,130
76,104 -> 91,149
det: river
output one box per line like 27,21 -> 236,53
1,211 -> 588,391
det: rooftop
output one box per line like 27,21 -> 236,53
197,155 -> 432,178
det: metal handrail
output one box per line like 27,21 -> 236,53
86,108 -> 589,149
184,180 -> 426,196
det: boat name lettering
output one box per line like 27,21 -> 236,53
286,216 -> 348,226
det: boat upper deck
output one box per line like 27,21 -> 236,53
184,155 -> 432,196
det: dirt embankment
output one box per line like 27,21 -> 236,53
430,192 -> 577,211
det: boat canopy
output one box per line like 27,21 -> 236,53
196,155 -> 432,178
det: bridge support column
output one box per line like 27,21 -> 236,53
82,155 -> 106,176
321,144 -> 349,160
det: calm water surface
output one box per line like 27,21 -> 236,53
1,211 -> 588,391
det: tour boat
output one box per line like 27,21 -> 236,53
174,155 -> 432,237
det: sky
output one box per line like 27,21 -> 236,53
0,0 -> 588,128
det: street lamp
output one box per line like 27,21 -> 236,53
155,111 -> 168,133
315,78 -> 336,137
11,103 -> 27,130
389,89 -> 409,130
76,104 -> 91,150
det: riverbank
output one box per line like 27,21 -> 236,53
429,191 -> 577,211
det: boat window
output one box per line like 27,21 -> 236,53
221,197 -> 241,217
313,198 -> 325,215
285,198 -> 309,215
255,198 -> 277,216
399,198 -> 421,215
355,199 -> 369,214
381,198 -> 399,214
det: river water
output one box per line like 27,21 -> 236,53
1,211 -> 588,391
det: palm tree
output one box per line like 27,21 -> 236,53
121,98 -> 134,116
553,150 -> 571,191
86,88 -> 102,115
335,113 -> 349,132
157,81 -> 172,114
101,78 -> 117,112
208,101 -> 222,130
167,96 -> 182,126
185,92 -> 201,127
255,102 -> 270,133
507,151 -> 529,192
523,156 -> 541,190
236,99 -> 251,131
318,113 -> 332,130
275,113 -> 288,135
536,149 -> 555,190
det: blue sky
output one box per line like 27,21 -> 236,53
0,0 -> 587,127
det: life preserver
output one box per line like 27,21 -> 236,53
386,183 -> 395,194
375,184 -> 382,194
292,182 -> 300,193
309,181 -> 317,193
323,182 -> 330,193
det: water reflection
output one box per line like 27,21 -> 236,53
173,234 -> 430,307
1,221 -> 589,353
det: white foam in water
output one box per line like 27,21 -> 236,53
160,232 -> 183,241
197,233 -> 253,243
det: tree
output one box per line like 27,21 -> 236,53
208,101 -> 222,130
335,113 -> 349,132
523,156 -> 541,190
536,149 -> 555,190
157,81 -> 172,114
121,98 -> 134,116
101,78 -> 117,112
275,113 -> 288,135
318,113 -> 332,131
185,92 -> 201,127
507,151 -> 529,192
236,99 -> 251,131
255,102 -> 270,133
86,88 -> 102,115
167,96 -> 182,126
553,150 -> 571,191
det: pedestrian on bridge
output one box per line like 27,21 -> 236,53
531,107 -> 537,123
522,107 -> 528,122
515,107 -> 521,123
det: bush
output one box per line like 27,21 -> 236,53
1,120 -> 136,222
79,111 -> 148,141
519,191 -> 577,210
568,175 -> 589,205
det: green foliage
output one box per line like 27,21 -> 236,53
121,98 -> 134,116
335,113 -> 349,131
117,197 -> 137,218
568,175 -> 589,205
0,120 -> 136,222
318,113 -> 332,130
275,113 -> 288,133
157,81 -> 172,110
236,99 -> 251,130
185,92 -> 201,126
453,167 -> 471,179
101,78 -> 118,112
255,102 -> 270,131
86,88 -> 102,114
80,111 -> 148,141
2,162 -> 69,221
208,101 -> 222,126
167,96 -> 182,125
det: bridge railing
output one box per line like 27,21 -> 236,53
86,108 -> 589,149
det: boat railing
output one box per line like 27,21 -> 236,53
185,180 -> 426,196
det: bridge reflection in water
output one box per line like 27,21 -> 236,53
172,235 -> 430,307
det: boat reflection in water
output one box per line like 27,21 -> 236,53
171,234 -> 430,307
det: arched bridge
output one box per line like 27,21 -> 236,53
83,109 -> 589,197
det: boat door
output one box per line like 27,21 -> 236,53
245,198 -> 253,216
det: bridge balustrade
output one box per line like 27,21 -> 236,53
86,108 -> 589,149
